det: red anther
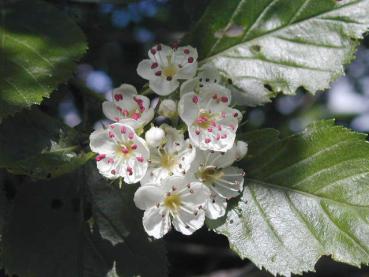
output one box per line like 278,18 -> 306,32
233,112 -> 238,117
155,71 -> 162,76
131,112 -> 141,120
127,166 -> 133,175
188,57 -> 194,63
114,94 -> 123,101
136,156 -> 144,163
184,48 -> 190,54
96,154 -> 106,161
205,138 -> 211,144
195,129 -> 200,135
221,96 -> 229,103
150,48 -> 157,55
131,144 -> 138,150
108,131 -> 115,138
111,169 -> 116,175
208,127 -> 213,132
120,126 -> 126,134
121,147 -> 129,154
157,44 -> 162,51
128,132 -> 134,140
151,62 -> 158,69
192,95 -> 199,104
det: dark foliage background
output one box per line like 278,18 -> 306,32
3,0 -> 369,276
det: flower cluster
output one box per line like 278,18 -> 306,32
90,43 -> 248,239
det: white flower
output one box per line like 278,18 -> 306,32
180,63 -> 221,97
90,123 -> 150,184
145,126 -> 165,148
158,99 -> 177,118
137,44 -> 198,96
235,140 -> 248,160
134,176 -> 210,238
178,84 -> 242,152
141,126 -> 196,185
102,84 -> 154,132
188,145 -> 245,219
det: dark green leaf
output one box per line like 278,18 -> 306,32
87,165 -> 168,277
0,109 -> 94,179
0,0 -> 87,120
209,120 -> 369,276
186,0 -> 369,106
1,172 -> 114,277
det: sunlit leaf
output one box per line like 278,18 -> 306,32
187,0 -> 369,106
0,0 -> 87,120
209,120 -> 369,276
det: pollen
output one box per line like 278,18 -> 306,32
163,194 -> 181,211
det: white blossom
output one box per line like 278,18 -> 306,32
145,126 -> 165,148
102,84 -> 154,132
180,63 -> 221,97
158,99 -> 177,118
178,84 -> 242,152
188,144 -> 246,219
141,125 -> 196,185
90,123 -> 149,183
137,44 -> 198,96
134,176 -> 209,238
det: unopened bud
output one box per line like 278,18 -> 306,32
145,126 -> 165,147
158,99 -> 177,118
236,140 -> 248,160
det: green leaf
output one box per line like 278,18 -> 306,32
2,170 -> 168,277
0,109 -> 94,179
87,165 -> 168,277
1,172 -> 114,277
209,120 -> 369,276
186,0 -> 369,106
0,0 -> 87,120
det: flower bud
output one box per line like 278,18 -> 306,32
145,126 -> 165,147
235,140 -> 248,160
158,99 -> 177,118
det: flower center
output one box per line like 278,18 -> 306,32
164,194 -> 181,211
160,153 -> 176,170
162,64 -> 177,78
197,166 -> 224,185
116,142 -> 137,158
195,111 -> 213,129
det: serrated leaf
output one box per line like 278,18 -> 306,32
0,109 -> 94,179
186,0 -> 369,106
209,120 -> 369,276
87,165 -> 168,277
0,0 -> 87,120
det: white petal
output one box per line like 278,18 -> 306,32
89,128 -> 116,154
102,101 -> 121,122
96,154 -> 119,180
181,181 -> 210,206
143,207 -> 171,239
172,208 -> 205,236
212,166 -> 244,199
113,84 -> 137,102
180,78 -> 198,97
198,63 -> 221,84
205,194 -> 227,220
149,78 -> 179,96
134,185 -> 164,210
148,44 -> 173,64
178,92 -> 200,125
176,62 -> 198,80
137,59 -> 156,80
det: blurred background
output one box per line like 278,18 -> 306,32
36,0 -> 369,276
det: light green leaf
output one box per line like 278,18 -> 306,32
0,109 -> 94,179
87,165 -> 168,277
186,0 -> 369,106
209,120 -> 369,276
0,0 -> 87,120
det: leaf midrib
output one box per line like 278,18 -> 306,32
201,0 -> 364,63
